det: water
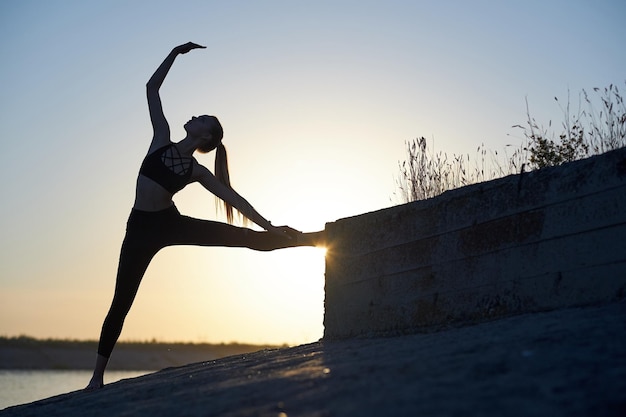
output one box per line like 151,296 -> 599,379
0,369 -> 153,410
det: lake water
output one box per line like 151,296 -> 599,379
0,369 -> 154,410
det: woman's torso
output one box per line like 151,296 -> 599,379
133,143 -> 196,211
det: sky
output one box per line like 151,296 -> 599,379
1,0 -> 624,346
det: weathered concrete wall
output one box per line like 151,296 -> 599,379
324,147 -> 626,339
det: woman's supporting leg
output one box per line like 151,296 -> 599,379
86,239 -> 158,390
97,244 -> 156,357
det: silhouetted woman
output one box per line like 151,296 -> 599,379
86,42 -> 323,390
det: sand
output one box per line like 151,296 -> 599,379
3,302 -> 624,417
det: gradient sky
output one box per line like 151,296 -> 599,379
1,0 -> 624,346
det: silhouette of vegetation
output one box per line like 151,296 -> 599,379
0,335 -> 286,370
396,83 -> 626,203
0,335 -> 284,351
395,138 -> 526,203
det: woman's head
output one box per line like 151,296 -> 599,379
185,115 -> 223,153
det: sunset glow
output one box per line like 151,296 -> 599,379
1,1 -> 624,346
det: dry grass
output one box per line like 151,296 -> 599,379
396,82 -> 626,203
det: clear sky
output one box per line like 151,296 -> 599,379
1,0 -> 624,346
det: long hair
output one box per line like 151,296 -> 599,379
214,142 -> 237,224
195,116 -> 237,224
198,117 -> 247,225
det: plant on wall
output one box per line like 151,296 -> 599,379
396,83 -> 626,203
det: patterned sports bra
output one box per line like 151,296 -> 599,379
138,144 -> 196,194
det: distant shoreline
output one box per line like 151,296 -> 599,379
0,336 -> 284,371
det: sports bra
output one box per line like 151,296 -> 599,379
138,143 -> 196,194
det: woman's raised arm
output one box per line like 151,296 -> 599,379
146,42 -> 206,149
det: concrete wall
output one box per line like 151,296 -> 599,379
324,147 -> 626,339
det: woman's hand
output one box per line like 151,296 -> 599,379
174,42 -> 206,55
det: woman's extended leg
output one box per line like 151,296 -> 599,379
170,214 -> 325,251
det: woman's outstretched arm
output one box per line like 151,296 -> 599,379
192,164 -> 297,237
146,42 -> 206,151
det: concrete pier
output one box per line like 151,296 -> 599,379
324,147 -> 626,339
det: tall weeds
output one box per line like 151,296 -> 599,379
396,82 -> 626,203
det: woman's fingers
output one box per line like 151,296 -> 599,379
176,42 -> 206,54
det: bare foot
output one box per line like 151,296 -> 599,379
84,376 -> 104,391
85,353 -> 109,391
298,231 -> 326,247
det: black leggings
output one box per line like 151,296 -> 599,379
98,205 -> 296,358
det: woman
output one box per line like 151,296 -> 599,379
86,42 -> 323,390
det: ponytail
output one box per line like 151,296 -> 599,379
214,143 -> 236,224
201,116 -> 246,224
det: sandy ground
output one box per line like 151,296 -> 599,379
3,302 -> 625,417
